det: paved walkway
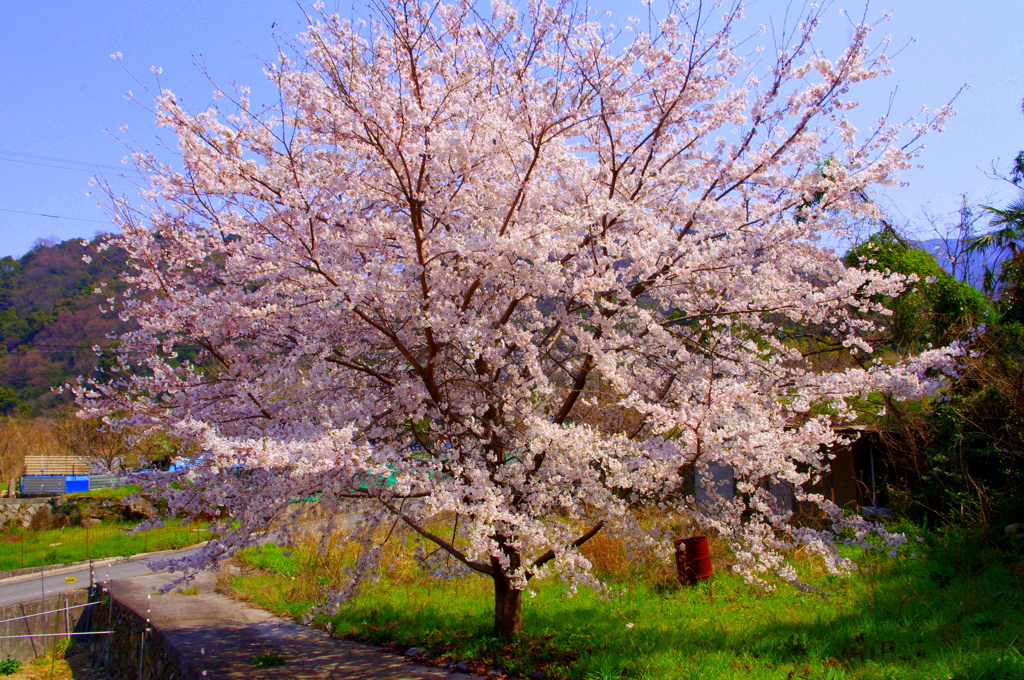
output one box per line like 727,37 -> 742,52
102,571 -> 479,679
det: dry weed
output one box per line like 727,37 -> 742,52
254,511 -> 753,595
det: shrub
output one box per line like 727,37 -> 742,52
250,649 -> 285,667
0,658 -> 21,676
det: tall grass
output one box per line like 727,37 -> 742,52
227,522 -> 1024,680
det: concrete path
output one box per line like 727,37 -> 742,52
101,571 -> 481,679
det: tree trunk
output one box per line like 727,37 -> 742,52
493,574 -> 523,638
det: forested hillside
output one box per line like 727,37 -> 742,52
0,237 -> 127,414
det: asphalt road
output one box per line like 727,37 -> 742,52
0,511 -> 344,609
0,544 -> 206,607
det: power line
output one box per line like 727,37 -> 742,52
3,343 -> 204,353
12,343 -> 201,350
0,208 -> 111,225
0,148 -> 143,176
0,157 -> 127,176
10,346 -> 117,350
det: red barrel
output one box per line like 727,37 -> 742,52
674,536 -> 713,585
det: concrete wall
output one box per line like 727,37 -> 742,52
1,585 -> 197,677
86,586 -> 197,680
0,589 -> 89,662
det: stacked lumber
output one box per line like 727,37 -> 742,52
22,456 -> 88,475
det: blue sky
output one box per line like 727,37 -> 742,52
1,1 -> 1022,258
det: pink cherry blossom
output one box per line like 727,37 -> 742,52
82,0 -> 957,638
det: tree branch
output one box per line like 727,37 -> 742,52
529,521 -> 605,574
375,496 -> 494,577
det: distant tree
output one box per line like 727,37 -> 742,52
0,387 -> 19,417
970,133 -> 1024,294
970,196 -> 1024,296
0,417 -> 58,485
30,237 -> 57,251
996,252 -> 1024,325
52,412 -> 178,473
0,256 -> 19,309
919,196 -> 989,288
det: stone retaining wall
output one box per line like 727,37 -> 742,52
0,589 -> 89,662
0,498 -> 50,530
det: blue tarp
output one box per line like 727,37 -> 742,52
65,475 -> 89,493
20,474 -> 95,494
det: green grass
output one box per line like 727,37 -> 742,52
0,519 -> 211,571
250,649 -> 286,667
62,484 -> 142,500
226,526 -> 1024,680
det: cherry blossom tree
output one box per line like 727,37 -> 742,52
86,0 -> 958,637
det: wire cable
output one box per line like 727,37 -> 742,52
0,148 -> 142,176
0,208 -> 111,225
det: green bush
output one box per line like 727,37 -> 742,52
251,649 -> 286,667
845,228 -> 994,349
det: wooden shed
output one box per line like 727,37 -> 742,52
694,426 -> 892,515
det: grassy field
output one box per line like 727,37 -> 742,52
0,519 -> 211,571
224,524 -> 1024,680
